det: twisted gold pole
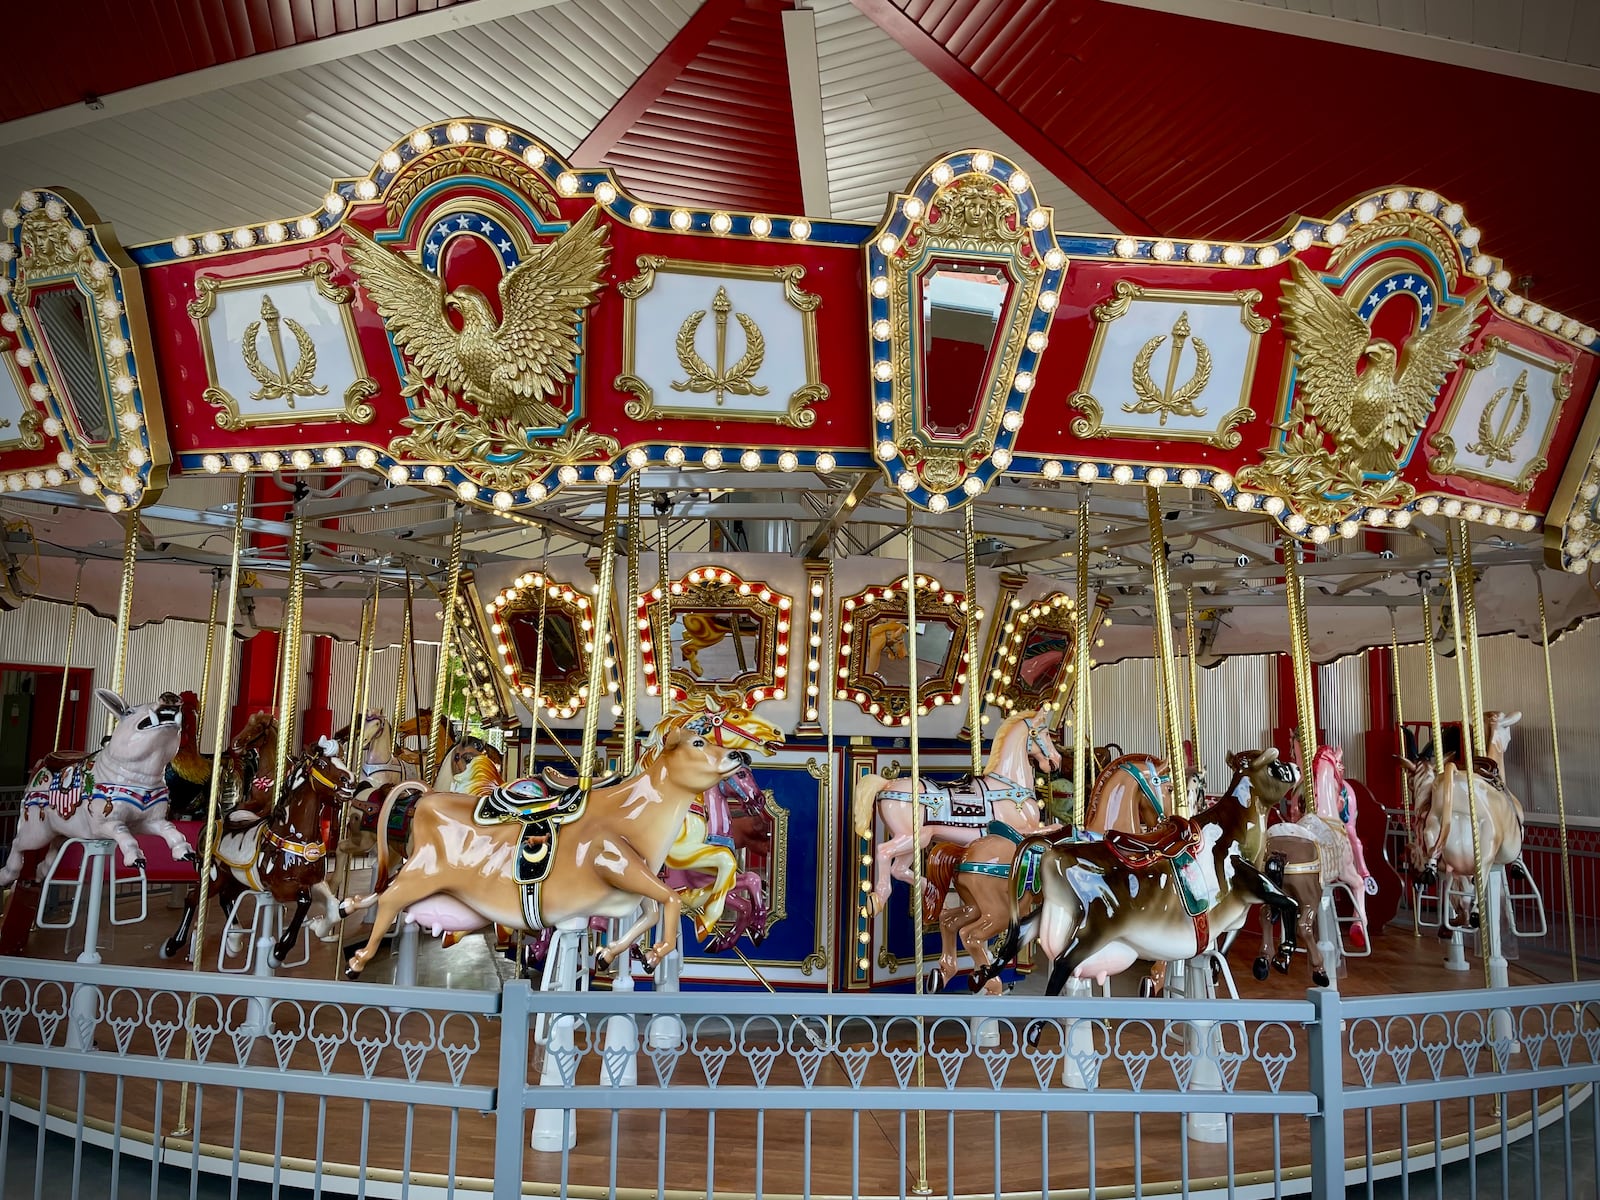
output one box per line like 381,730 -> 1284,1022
1282,537 -> 1318,784
1443,526 -> 1494,991
271,509 -> 306,789
623,477 -> 641,775
53,561 -> 84,752
105,512 -> 139,738
579,487 -> 620,790
1184,584 -> 1200,773
824,556 -> 837,995
903,503 -> 928,1195
427,509 -> 465,782
1458,521 -> 1487,760
344,583 -> 374,769
657,497 -> 673,717
527,535 -> 549,763
1535,576 -> 1579,984
177,475 -> 249,1133
1418,580 -> 1446,779
1389,611 -> 1418,938
1146,492 -> 1185,806
963,504 -> 982,779
197,568 -> 222,739
391,577 -> 411,757
1073,498 -> 1091,828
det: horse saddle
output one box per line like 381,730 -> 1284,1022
473,778 -> 597,892
1102,815 -> 1204,873
39,749 -> 93,776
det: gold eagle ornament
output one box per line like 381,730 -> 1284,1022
343,207 -> 610,429
1280,259 -> 1482,476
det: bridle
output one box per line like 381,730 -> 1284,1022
686,708 -> 775,753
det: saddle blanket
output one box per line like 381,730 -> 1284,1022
881,777 -> 1025,828
23,758 -> 169,822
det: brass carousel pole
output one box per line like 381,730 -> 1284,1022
903,502 -> 928,1196
1389,611 -> 1418,937
334,570 -> 381,947
344,580 -> 375,769
427,508 -> 466,784
1184,584 -> 1201,786
1442,526 -> 1494,993
270,509 -> 307,791
963,506 -> 982,779
1145,492 -> 1186,810
176,475 -> 250,1135
1072,497 -> 1091,829
623,477 -> 642,775
105,512 -> 140,738
1535,575 -> 1580,984
657,497 -> 674,717
52,560 -> 84,751
1281,538 -> 1318,789
1418,579 -> 1446,781
1458,522 -> 1487,760
196,567 -> 222,739
528,533 -> 550,763
391,577 -> 412,759
824,555 -> 838,996
579,488 -> 620,791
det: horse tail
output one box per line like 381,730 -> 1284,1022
922,842 -> 965,925
852,773 -> 886,839
376,782 -> 426,891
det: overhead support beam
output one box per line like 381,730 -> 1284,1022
798,472 -> 877,558
782,7 -> 833,219
1105,0 -> 1600,95
0,0 -> 576,147
848,0 -> 1148,233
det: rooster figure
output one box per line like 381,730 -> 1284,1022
1281,259 -> 1482,476
164,695 -> 277,822
343,207 -> 610,430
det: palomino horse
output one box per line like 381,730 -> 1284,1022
333,712 -> 407,790
854,710 -> 1062,917
1262,745 -> 1373,979
2,691 -> 195,885
162,740 -> 357,966
977,749 -> 1301,995
1404,710 -> 1526,935
341,710 -> 750,977
865,620 -> 907,674
678,612 -> 761,675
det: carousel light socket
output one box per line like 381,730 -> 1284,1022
866,149 -> 1063,511
1,188 -> 167,507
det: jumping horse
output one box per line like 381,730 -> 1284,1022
853,709 -> 1063,917
162,739 -> 357,966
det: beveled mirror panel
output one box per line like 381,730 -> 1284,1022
30,283 -> 109,442
641,566 -> 791,710
837,577 -> 967,723
917,259 -> 1014,441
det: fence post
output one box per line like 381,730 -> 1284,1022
1307,987 -> 1345,1200
494,979 -> 532,1199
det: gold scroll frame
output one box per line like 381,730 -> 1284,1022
1070,281 -> 1266,447
188,261 -> 378,430
615,256 -> 826,428
483,571 -> 602,719
1428,335 -> 1573,495
641,565 -> 790,710
836,577 -> 967,723
989,590 -> 1111,726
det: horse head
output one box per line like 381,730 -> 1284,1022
1010,710 -> 1062,773
1233,747 -> 1299,811
685,691 -> 785,756
97,690 -> 184,775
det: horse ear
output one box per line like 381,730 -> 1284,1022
94,689 -> 130,718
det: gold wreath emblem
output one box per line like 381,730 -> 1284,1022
1465,369 -> 1532,467
672,286 -> 768,405
1125,310 -> 1211,424
242,293 -> 326,406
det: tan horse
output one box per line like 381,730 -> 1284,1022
853,710 -> 1061,916
865,620 -> 908,674
1405,710 -> 1526,934
340,711 -> 749,978
678,612 -> 760,675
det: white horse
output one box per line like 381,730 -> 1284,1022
2,690 -> 195,884
852,710 -> 1062,916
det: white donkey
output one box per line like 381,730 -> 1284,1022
0,690 -> 196,886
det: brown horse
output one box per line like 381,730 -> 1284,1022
340,710 -> 750,978
976,748 -> 1301,995
162,740 -> 356,966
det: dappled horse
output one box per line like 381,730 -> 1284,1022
341,710 -> 750,977
854,709 -> 1062,918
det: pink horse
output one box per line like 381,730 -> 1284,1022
1312,745 -> 1376,893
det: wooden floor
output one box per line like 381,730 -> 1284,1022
3,894 -> 1583,1198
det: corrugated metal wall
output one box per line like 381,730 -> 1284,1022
0,599 -> 228,742
1394,623 -> 1600,818
1318,655 -> 1370,782
327,638 -> 441,735
1086,654 -> 1276,790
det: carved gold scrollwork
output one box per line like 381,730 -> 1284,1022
1329,212 -> 1463,286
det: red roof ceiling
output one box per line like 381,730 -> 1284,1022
857,0 -> 1600,321
577,0 -> 804,214
1,0 -> 475,123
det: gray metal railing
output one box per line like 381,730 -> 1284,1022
0,955 -> 1598,1198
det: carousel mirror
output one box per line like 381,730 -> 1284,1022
485,573 -> 601,718
838,579 -> 967,721
989,591 -> 1110,726
28,284 -> 110,442
641,567 -> 790,709
917,259 -> 1013,440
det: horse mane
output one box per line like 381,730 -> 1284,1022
459,752 -> 501,797
984,710 -> 1032,776
637,710 -> 703,770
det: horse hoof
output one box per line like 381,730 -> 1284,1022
159,941 -> 178,961
1252,958 -> 1270,982
1468,911 -> 1481,929
1139,978 -> 1157,999
1363,876 -> 1378,897
133,857 -> 147,871
1273,953 -> 1292,975
181,850 -> 198,863
1312,969 -> 1330,988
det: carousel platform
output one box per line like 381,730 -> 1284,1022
1,907 -> 1585,1200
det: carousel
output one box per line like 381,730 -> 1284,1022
0,115 -> 1596,1198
